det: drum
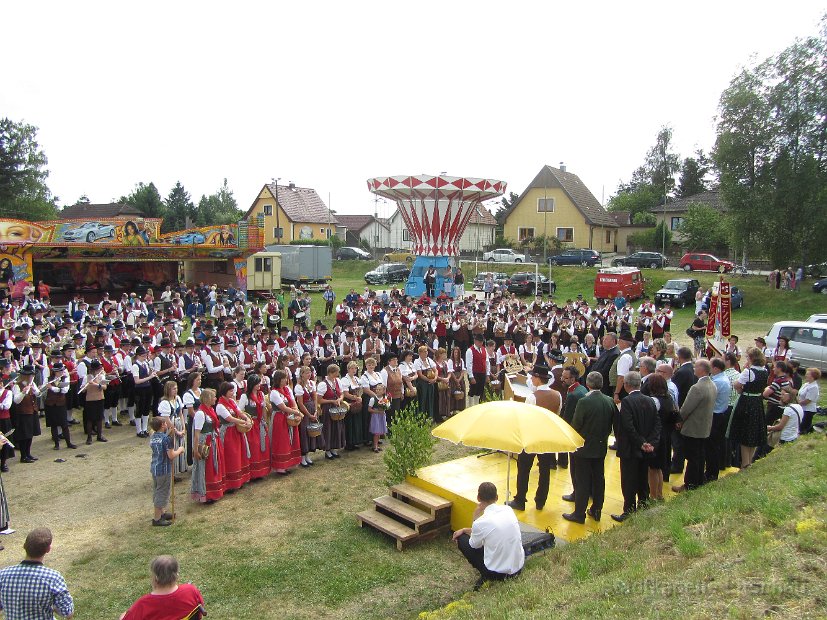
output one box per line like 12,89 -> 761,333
307,422 -> 323,438
328,406 -> 348,421
295,311 -> 306,320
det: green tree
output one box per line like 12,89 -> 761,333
678,204 -> 731,252
628,220 -> 672,252
677,150 -> 710,197
120,182 -> 166,219
194,178 -> 243,226
495,191 -> 519,223
163,181 -> 195,233
0,118 -> 57,220
714,22 -> 827,266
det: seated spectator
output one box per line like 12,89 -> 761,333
0,527 -> 74,620
121,555 -> 204,620
452,482 -> 524,591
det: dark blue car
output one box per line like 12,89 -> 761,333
548,248 -> 601,266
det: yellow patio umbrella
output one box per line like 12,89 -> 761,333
432,400 -> 585,502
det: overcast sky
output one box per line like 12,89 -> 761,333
3,2 -> 824,222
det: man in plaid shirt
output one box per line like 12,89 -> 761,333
0,528 -> 74,619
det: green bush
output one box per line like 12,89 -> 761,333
289,239 -> 333,246
383,403 -> 436,485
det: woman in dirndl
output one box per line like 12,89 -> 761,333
295,366 -> 322,466
434,348 -> 451,421
447,346 -> 467,414
414,346 -> 437,421
269,370 -> 302,474
216,381 -> 252,491
181,372 -> 203,469
316,364 -> 346,460
360,357 -> 383,445
728,347 -> 769,469
380,353 -> 403,428
341,361 -> 365,450
191,388 -> 225,503
238,374 -> 271,480
399,350 -> 418,411
157,381 -> 187,475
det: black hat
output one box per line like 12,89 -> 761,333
618,330 -> 635,343
85,344 -> 97,353
246,338 -> 256,346
286,335 -> 297,343
20,365 -> 36,376
31,341 -> 43,348
62,343 -> 75,351
113,320 -> 124,329
89,359 -> 102,370
159,338 -> 172,348
72,333 -> 83,339
547,349 -> 565,363
530,364 -> 551,380
51,361 -> 65,371
103,344 -> 115,352
50,349 -> 61,358
473,333 -> 484,342
135,346 -> 147,356
209,338 -> 222,346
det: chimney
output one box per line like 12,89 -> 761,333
559,162 -> 566,172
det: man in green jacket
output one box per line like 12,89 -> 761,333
563,371 -> 616,524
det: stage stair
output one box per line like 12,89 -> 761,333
356,482 -> 452,551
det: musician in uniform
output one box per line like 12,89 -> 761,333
465,334 -> 490,408
131,346 -> 156,438
12,366 -> 42,462
44,361 -> 75,450
100,345 -> 122,428
204,338 -> 225,390
80,359 -> 107,445
508,364 -> 562,511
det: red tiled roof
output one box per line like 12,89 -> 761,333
60,202 -> 144,219
245,184 -> 339,225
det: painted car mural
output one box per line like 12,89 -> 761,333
59,221 -> 117,242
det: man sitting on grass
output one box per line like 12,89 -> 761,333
452,482 -> 524,591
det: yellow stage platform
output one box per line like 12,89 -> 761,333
408,451 -> 737,543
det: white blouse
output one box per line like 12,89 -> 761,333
157,396 -> 183,417
360,371 -> 383,389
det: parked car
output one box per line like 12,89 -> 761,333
812,278 -> 827,295
173,232 -> 207,245
337,246 -> 372,260
806,262 -> 827,278
805,314 -> 827,324
507,272 -> 556,295
594,267 -> 646,303
765,321 -> 827,372
654,278 -> 700,308
547,248 -> 601,266
612,252 -> 668,269
382,250 -> 415,263
60,222 -> 116,242
483,248 -> 526,263
472,271 -> 508,291
701,284 -> 744,311
678,253 -> 734,273
365,262 -> 410,285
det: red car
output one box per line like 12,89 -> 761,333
679,253 -> 734,273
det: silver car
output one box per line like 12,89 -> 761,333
61,222 -> 116,243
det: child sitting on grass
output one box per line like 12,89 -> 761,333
367,383 -> 389,453
149,416 -> 185,527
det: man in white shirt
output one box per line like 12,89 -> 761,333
452,482 -> 524,590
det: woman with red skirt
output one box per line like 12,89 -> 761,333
215,381 -> 252,491
268,370 -> 302,474
238,375 -> 271,480
190,388 -> 225,503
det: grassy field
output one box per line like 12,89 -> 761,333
417,434 -> 827,620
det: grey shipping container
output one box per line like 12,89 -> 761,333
265,245 -> 332,285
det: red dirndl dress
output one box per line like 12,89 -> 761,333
200,405 -> 226,502
245,391 -> 271,480
270,386 -> 301,471
218,396 -> 251,491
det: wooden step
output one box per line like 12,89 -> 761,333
390,482 -> 452,514
374,495 -> 434,529
356,510 -> 419,551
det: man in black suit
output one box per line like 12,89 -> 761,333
562,371 -> 615,523
670,347 -> 698,474
589,333 -> 619,397
612,371 -> 660,522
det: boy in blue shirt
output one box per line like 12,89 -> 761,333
149,417 -> 185,527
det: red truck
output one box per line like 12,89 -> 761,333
594,267 -> 645,303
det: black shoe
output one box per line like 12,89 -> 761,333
473,577 -> 486,592
20,457 -> 35,464
559,463 -> 568,469
66,443 -> 77,449
104,422 -> 111,429
562,512 -> 586,524
507,500 -> 526,511
300,462 -> 310,468
0,465 -> 8,473
535,502 -> 545,511
161,512 -> 175,520
29,455 -> 37,461
152,518 -> 172,527
129,420 -> 136,426
588,508 -> 601,521
325,453 -> 335,460
609,442 -> 618,450
68,419 -> 80,425
562,493 -> 575,502
611,512 -> 629,523
54,444 -> 60,450
97,436 -> 108,442
112,420 -> 122,427
86,437 -> 93,445
549,464 -> 557,470
331,452 -> 340,458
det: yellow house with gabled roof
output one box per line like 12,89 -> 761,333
245,183 -> 339,246
502,165 -> 618,253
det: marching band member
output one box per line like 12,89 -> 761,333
131,346 -> 156,438
79,359 -> 107,445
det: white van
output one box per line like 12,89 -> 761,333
765,321 -> 827,372
805,314 -> 827,324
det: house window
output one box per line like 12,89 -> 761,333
326,228 -> 332,239
263,204 -> 273,216
671,217 -> 684,231
273,227 -> 284,240
254,257 -> 263,272
402,229 -> 411,242
537,198 -> 555,213
253,257 -> 271,272
557,227 -> 574,242
263,257 -> 272,272
518,227 -> 535,241
606,230 -> 612,244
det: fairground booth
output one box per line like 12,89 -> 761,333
0,206 -> 264,303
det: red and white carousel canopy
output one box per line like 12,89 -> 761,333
367,175 -> 506,257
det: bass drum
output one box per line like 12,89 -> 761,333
267,314 -> 281,328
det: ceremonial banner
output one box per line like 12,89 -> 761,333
706,288 -> 718,337
719,281 -> 731,338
